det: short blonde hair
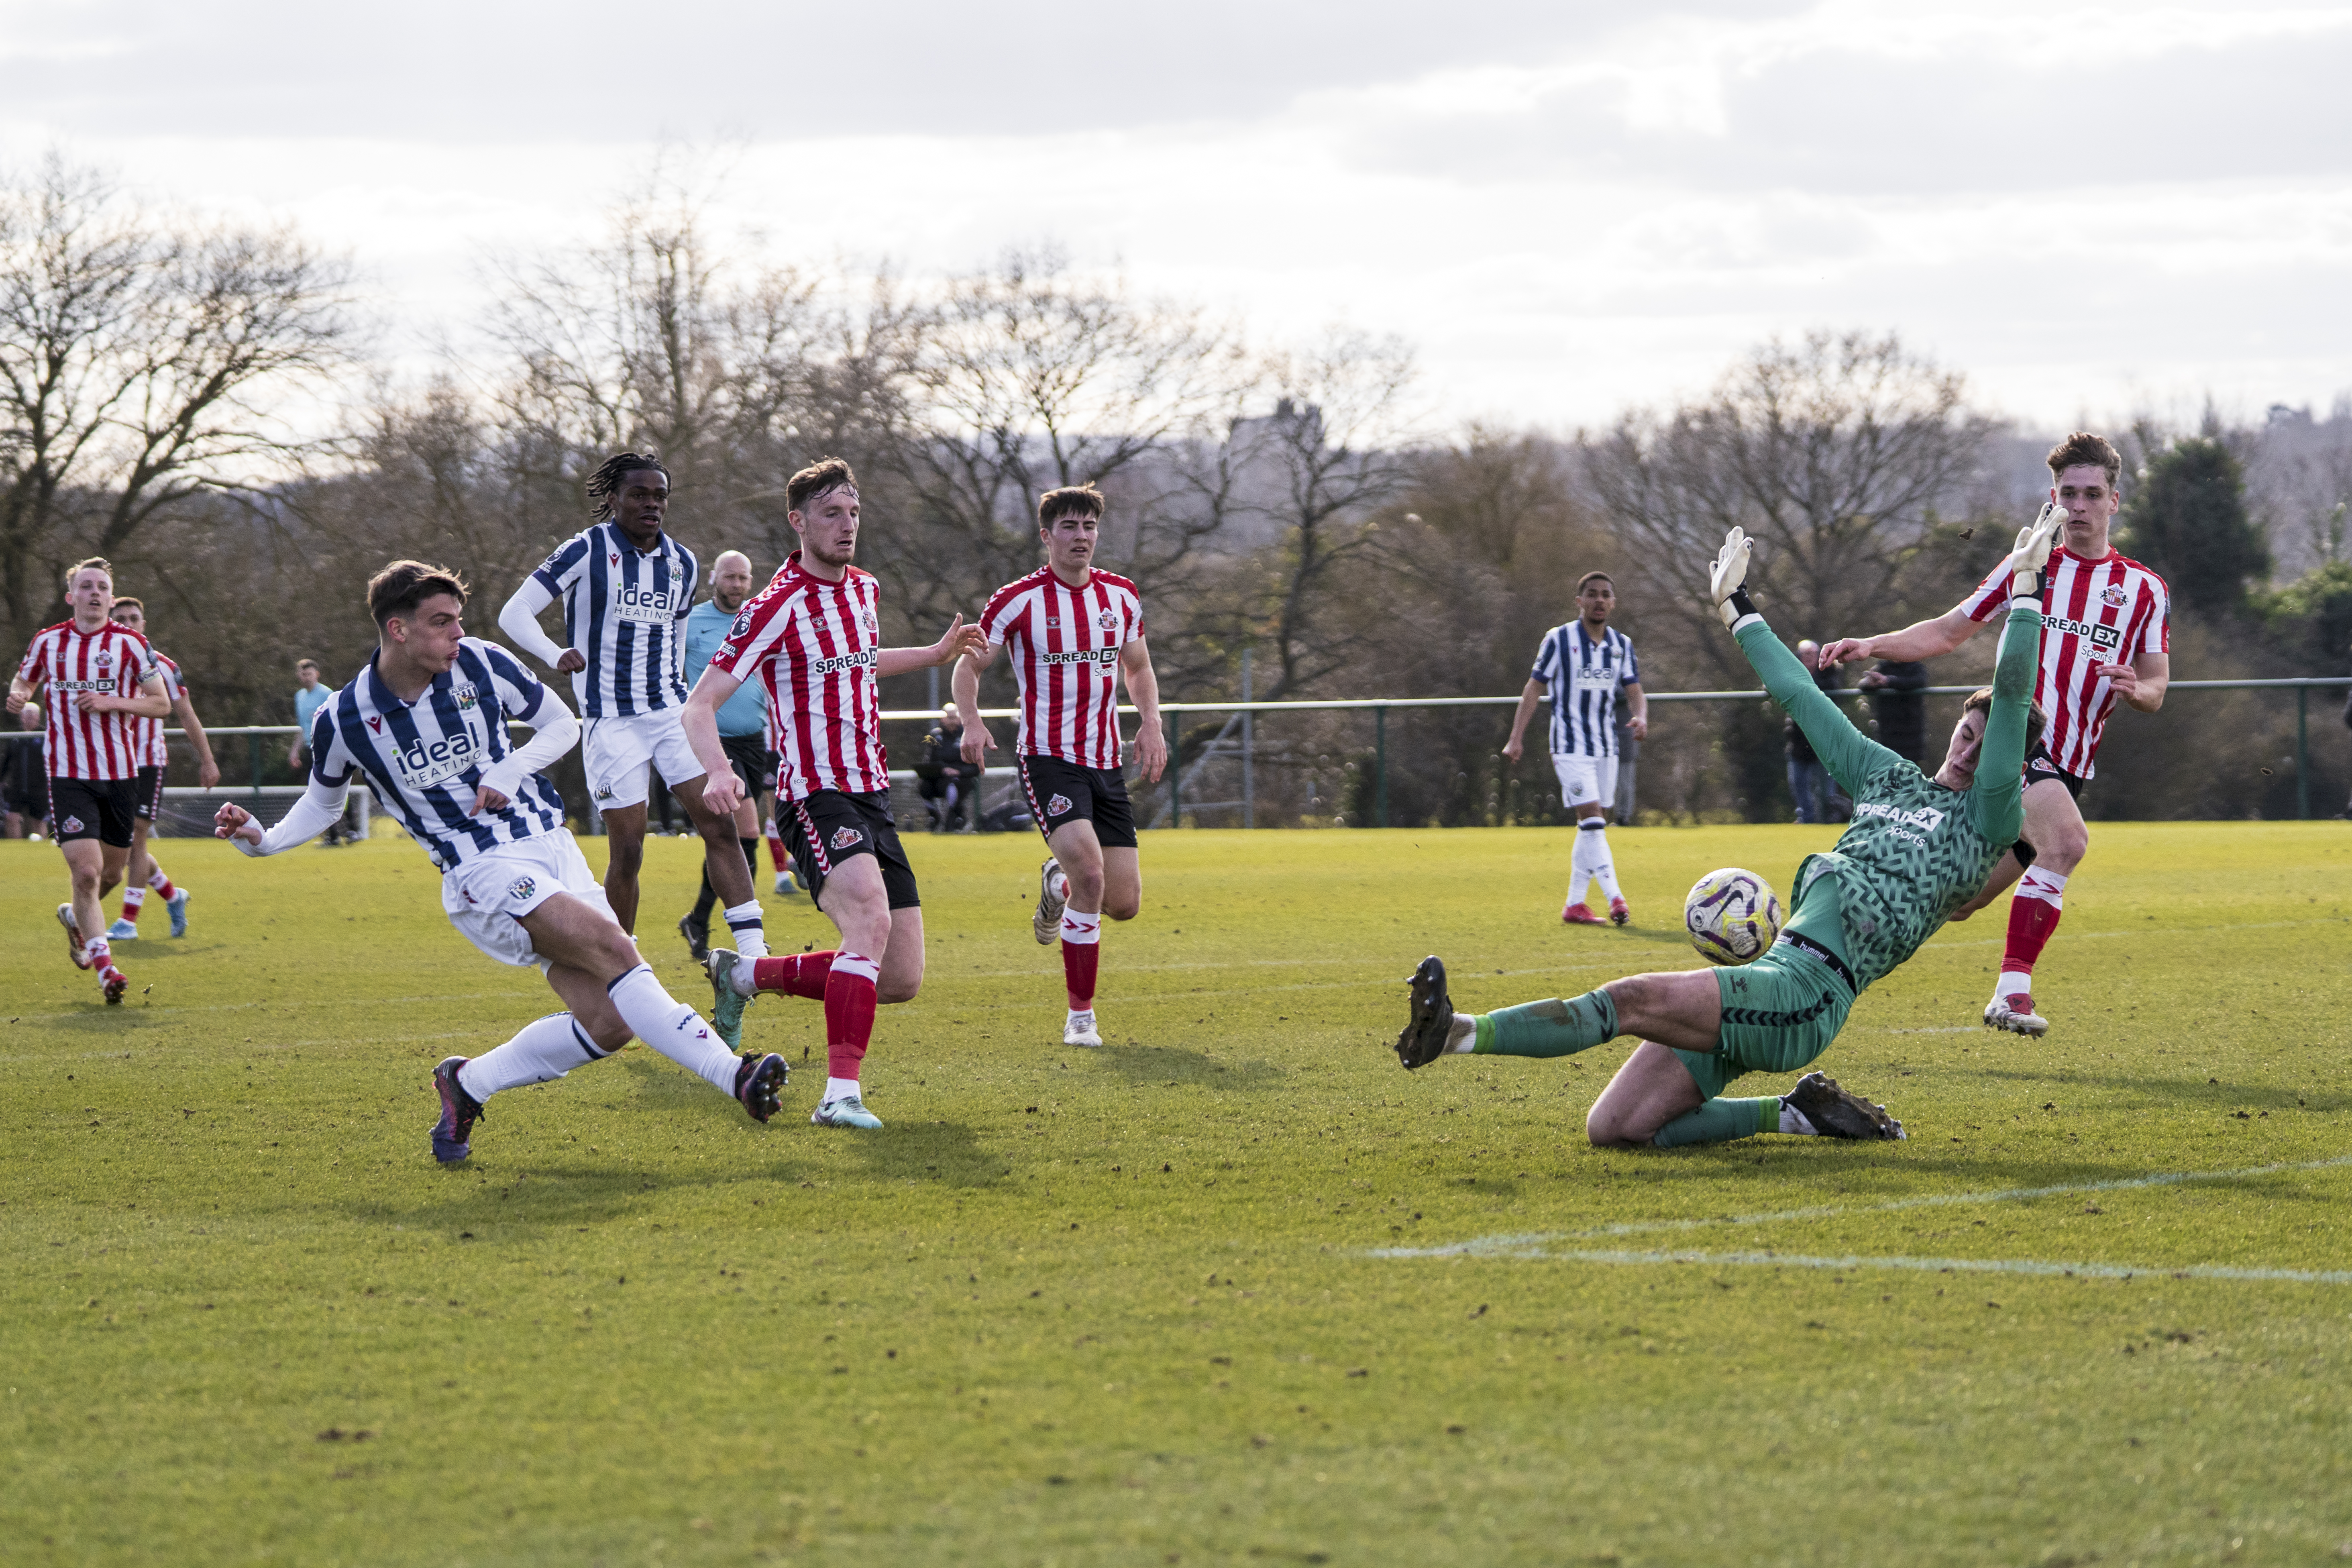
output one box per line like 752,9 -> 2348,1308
65,556 -> 112,591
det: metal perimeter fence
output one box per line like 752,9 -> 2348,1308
4,676 -> 2347,837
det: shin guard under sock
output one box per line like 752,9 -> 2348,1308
823,952 -> 880,1082
607,963 -> 740,1093
1651,1096 -> 1778,1148
752,950 -> 835,999
1059,909 -> 1102,1011
459,1013 -> 609,1101
1474,988 -> 1619,1058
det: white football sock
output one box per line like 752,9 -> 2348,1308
1067,1007 -> 1096,1025
1565,827 -> 1596,906
722,900 -> 768,960
1779,1099 -> 1818,1135
1446,1013 -> 1478,1054
824,1075 -> 862,1102
607,962 -> 740,1093
459,1013 -> 607,1100
1581,819 -> 1621,901
1994,971 -> 2035,1004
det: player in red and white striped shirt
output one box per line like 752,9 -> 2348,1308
104,597 -> 222,942
1822,433 -> 2172,1036
8,558 -> 174,1004
953,483 -> 1169,1049
683,457 -> 985,1130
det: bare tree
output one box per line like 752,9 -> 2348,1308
0,151 -> 357,646
1582,330 -> 2003,681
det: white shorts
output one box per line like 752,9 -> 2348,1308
1552,752 -> 1617,812
440,831 -> 612,970
583,708 -> 705,811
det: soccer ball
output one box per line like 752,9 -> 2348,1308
1683,867 -> 1783,965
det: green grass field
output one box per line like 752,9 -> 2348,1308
5,821 -> 2351,1566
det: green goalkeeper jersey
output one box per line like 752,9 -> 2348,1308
1732,601 -> 2041,992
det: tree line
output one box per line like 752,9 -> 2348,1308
5,153 -> 2344,824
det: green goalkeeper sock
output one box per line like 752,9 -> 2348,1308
1650,1096 -> 1780,1149
1472,989 -> 1619,1059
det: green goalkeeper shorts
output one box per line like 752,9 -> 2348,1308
1673,942 -> 1855,1101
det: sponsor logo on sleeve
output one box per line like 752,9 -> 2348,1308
731,609 -> 753,638
830,825 -> 864,850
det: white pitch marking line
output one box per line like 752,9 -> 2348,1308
1374,1246 -> 2352,1287
1365,1154 -> 2352,1258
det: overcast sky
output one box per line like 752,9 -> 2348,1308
6,0 -> 2349,432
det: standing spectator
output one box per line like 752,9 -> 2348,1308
4,701 -> 45,838
1611,706 -> 1640,826
1785,639 -> 1843,823
1859,658 -> 1930,770
916,702 -> 983,832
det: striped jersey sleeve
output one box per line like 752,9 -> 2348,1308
531,524 -> 699,718
982,567 -> 1142,769
1954,546 -> 2170,778
711,558 -> 887,801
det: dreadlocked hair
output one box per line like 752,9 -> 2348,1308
586,451 -> 670,518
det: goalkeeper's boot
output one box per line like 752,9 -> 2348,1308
1983,993 -> 2050,1038
811,1093 -> 883,1130
1033,858 -> 1067,945
706,950 -> 752,1048
106,918 -> 140,941
57,903 -> 90,969
1561,901 -> 1604,926
732,1052 -> 788,1123
166,887 -> 190,938
1784,1071 -> 1905,1140
1394,956 -> 1456,1071
430,1056 -> 485,1163
1063,1010 -> 1103,1049
1608,897 -> 1632,927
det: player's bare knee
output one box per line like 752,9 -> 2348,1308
878,975 -> 921,1005
1104,896 -> 1140,922
2045,826 -> 2089,871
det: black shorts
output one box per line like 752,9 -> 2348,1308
719,735 -> 777,801
781,789 -> 920,910
48,776 -> 137,849
2023,742 -> 2087,802
1018,754 -> 1137,850
132,764 -> 165,822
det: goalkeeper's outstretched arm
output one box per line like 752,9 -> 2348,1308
1708,529 -> 1895,795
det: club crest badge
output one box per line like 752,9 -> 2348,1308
1097,611 -> 1119,631
2099,584 -> 2129,608
61,815 -> 84,834
830,826 -> 864,850
452,683 -> 479,711
509,877 -> 536,901
1048,793 -> 1074,816
92,651 -> 114,670
861,611 -> 878,635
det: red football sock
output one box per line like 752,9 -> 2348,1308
823,953 -> 880,1080
1059,910 -> 1101,1011
147,868 -> 175,899
752,950 -> 834,1000
766,834 -> 790,874
2001,895 -> 2063,988
121,886 -> 147,924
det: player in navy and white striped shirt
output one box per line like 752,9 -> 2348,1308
217,560 -> 788,1163
1504,572 -> 1649,927
497,453 -> 771,959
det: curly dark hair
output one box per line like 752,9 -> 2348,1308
586,451 -> 671,519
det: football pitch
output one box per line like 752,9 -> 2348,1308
5,822 -> 2350,1566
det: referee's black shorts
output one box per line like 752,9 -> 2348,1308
719,734 -> 777,801
1017,754 -> 1137,850
780,789 -> 920,909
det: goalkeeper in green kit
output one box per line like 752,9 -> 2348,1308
1390,515 -> 2056,1148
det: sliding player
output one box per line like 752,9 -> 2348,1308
1392,515 -> 2053,1149
216,560 -> 786,1162
1820,432 -> 2170,1037
8,559 -> 172,1003
103,597 -> 220,940
1502,571 -> 1647,925
497,452 -> 770,958
686,458 -> 986,1129
954,483 -> 1168,1048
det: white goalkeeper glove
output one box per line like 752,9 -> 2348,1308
1710,526 -> 1756,629
2008,502 -> 2063,600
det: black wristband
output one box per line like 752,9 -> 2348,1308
1727,587 -> 1757,619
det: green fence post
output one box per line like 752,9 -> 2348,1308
249,732 -> 263,804
1375,705 -> 1389,828
2297,686 -> 2310,820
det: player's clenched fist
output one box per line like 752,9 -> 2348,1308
214,801 -> 263,848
